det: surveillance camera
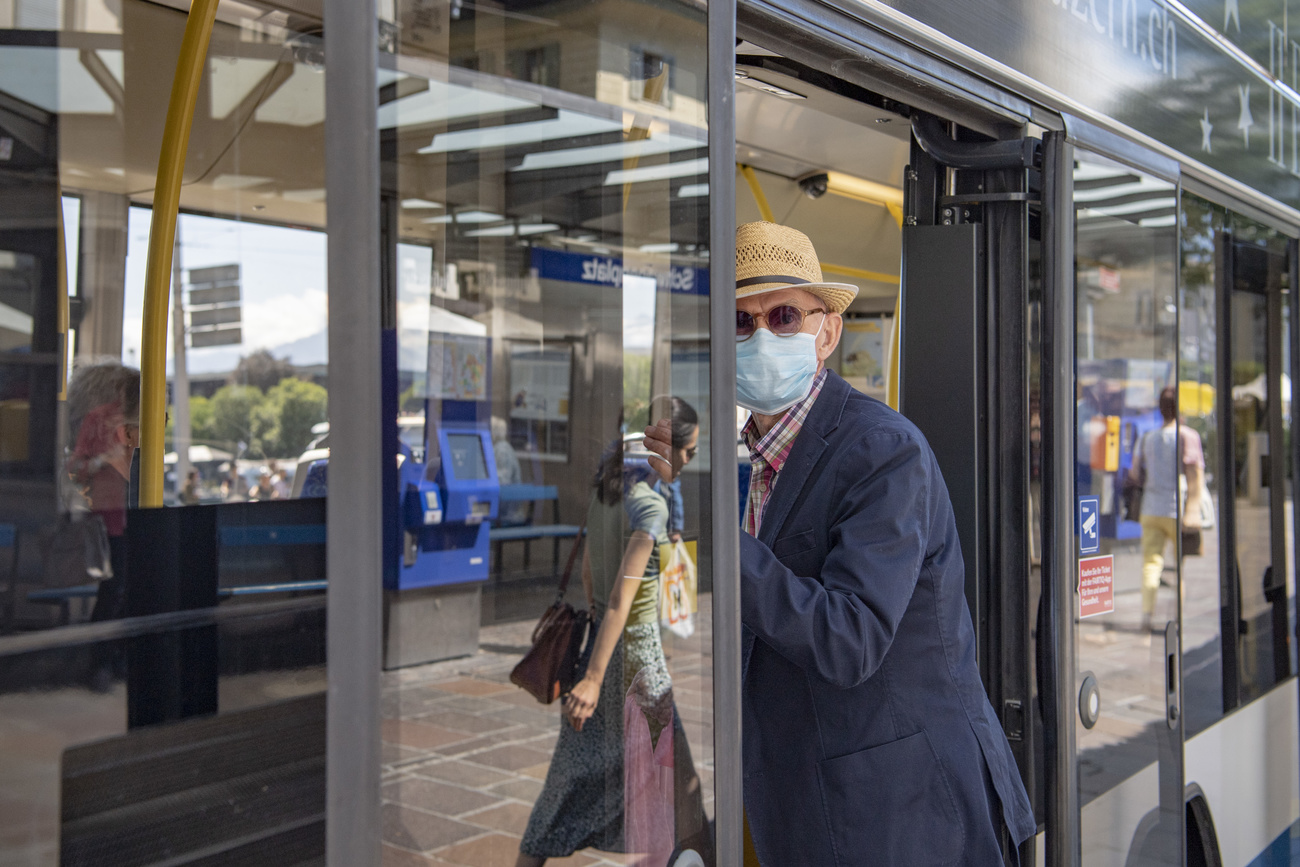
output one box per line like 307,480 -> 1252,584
798,172 -> 829,199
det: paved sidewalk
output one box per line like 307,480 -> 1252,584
380,596 -> 715,866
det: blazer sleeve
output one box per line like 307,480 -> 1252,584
740,428 -> 933,689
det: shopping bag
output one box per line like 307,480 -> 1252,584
659,540 -> 697,639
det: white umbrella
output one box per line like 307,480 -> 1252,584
164,444 -> 236,465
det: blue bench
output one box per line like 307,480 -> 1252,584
27,523 -> 328,625
489,484 -> 581,580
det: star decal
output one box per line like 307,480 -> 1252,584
1225,0 -> 1240,32
1200,108 -> 1213,153
1238,84 -> 1253,148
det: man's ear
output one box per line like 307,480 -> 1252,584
817,313 -> 842,364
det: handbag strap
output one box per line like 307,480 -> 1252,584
555,517 -> 588,600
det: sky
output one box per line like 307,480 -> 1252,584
121,207 -> 328,375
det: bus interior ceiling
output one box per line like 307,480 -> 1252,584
733,47 -> 907,330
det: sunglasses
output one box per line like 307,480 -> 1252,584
736,305 -> 826,341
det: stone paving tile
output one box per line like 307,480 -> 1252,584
411,759 -> 516,789
460,800 -> 534,834
415,708 -> 519,735
488,777 -> 545,801
382,843 -> 461,866
469,743 -> 554,772
433,677 -> 516,697
434,694 -> 519,715
383,777 -> 500,817
434,733 -> 513,758
434,832 -> 524,867
383,719 -> 476,751
381,802 -> 482,852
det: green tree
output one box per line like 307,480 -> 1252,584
209,384 -> 265,456
189,394 -> 215,443
231,349 -> 297,392
258,377 -> 328,457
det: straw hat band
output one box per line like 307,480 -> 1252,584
736,274 -> 812,289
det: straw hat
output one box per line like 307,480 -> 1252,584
735,221 -> 858,314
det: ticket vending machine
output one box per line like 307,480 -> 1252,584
384,418 -> 500,668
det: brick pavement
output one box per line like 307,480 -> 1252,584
380,595 -> 715,866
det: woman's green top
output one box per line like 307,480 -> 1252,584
585,481 -> 667,628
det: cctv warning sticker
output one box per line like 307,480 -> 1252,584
1078,555 -> 1114,619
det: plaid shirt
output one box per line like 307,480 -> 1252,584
742,368 -> 828,536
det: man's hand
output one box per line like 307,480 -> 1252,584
643,419 -> 674,484
563,674 -> 601,731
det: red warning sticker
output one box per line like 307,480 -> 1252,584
1079,555 -> 1114,619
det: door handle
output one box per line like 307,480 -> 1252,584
1164,622 -> 1180,729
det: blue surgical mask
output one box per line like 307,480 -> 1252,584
736,325 -> 820,415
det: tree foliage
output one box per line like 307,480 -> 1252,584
231,350 -> 297,392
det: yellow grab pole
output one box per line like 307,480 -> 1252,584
885,292 -> 901,411
819,262 -> 899,285
138,0 -> 220,508
738,164 -> 774,222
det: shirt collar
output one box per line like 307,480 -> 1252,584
742,368 -> 828,471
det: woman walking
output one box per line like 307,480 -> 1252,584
517,397 -> 711,867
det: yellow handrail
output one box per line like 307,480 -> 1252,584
819,262 -> 899,285
738,164 -> 774,222
138,0 -> 220,508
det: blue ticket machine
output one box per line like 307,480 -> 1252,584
393,423 -> 499,589
384,418 -> 500,668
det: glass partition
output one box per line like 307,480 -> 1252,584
1072,152 -> 1181,863
0,1 -> 331,860
375,1 -> 715,864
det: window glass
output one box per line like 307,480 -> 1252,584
377,1 -> 714,864
0,2 -> 330,860
1180,193 -> 1225,736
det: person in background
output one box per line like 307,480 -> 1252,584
492,415 -> 529,526
222,464 -> 249,501
65,359 -> 141,622
249,469 -> 275,501
180,469 -> 201,506
270,462 -> 290,499
518,397 -> 711,867
1131,385 -> 1204,632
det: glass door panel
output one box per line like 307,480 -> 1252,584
1073,151 -> 1181,865
378,2 -> 715,865
1224,227 -> 1292,702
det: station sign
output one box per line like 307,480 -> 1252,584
1079,554 -> 1115,618
530,246 -> 709,295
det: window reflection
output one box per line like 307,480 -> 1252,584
379,0 -> 714,862
1073,155 -> 1180,812
1179,194 -> 1226,737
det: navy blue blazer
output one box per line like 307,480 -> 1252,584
740,370 -> 1036,866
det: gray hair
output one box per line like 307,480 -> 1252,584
67,358 -> 141,443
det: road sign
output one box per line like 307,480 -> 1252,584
187,264 -> 241,348
1079,496 -> 1100,555
1079,555 -> 1114,619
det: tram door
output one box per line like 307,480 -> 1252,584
1070,150 -> 1182,866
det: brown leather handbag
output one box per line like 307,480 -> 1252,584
510,523 -> 591,704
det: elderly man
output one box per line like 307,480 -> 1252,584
645,222 -> 1035,865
